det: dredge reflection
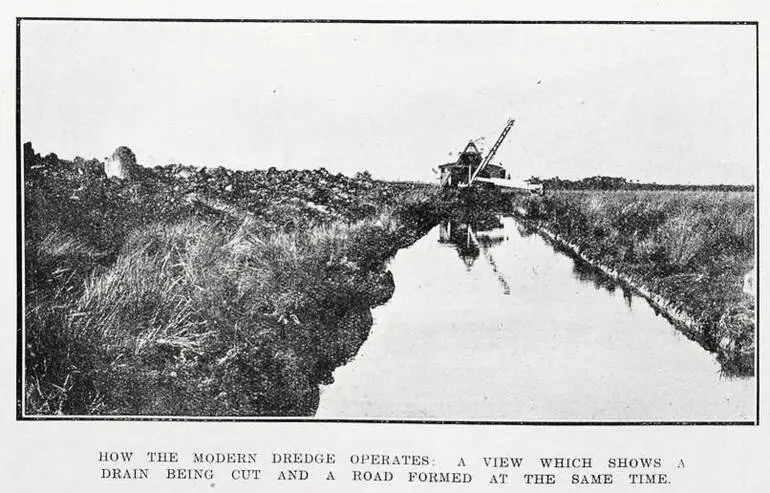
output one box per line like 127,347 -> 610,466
438,215 -> 511,294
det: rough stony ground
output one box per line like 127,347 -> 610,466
24,144 -> 430,237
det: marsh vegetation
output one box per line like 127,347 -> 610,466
24,145 -> 441,415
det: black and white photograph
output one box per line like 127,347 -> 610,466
19,19 -> 757,422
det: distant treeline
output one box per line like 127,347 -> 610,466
525,175 -> 754,192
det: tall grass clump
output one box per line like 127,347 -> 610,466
658,213 -> 708,267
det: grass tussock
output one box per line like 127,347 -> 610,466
519,190 -> 755,375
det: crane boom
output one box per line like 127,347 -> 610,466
468,118 -> 515,185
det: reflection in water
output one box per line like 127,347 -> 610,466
318,215 -> 754,421
531,225 -> 638,308
571,258 -> 618,294
439,215 -> 510,294
438,221 -> 480,268
439,213 -> 635,301
571,261 -> 637,309
438,216 -> 505,266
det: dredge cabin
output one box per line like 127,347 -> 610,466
438,118 -> 544,194
439,141 -> 509,187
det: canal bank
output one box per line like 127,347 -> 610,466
318,215 -> 755,421
511,191 -> 755,377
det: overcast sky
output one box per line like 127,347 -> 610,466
21,21 -> 756,184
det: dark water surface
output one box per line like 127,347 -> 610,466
317,216 -> 755,421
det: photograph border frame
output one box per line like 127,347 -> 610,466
15,17 -> 761,426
